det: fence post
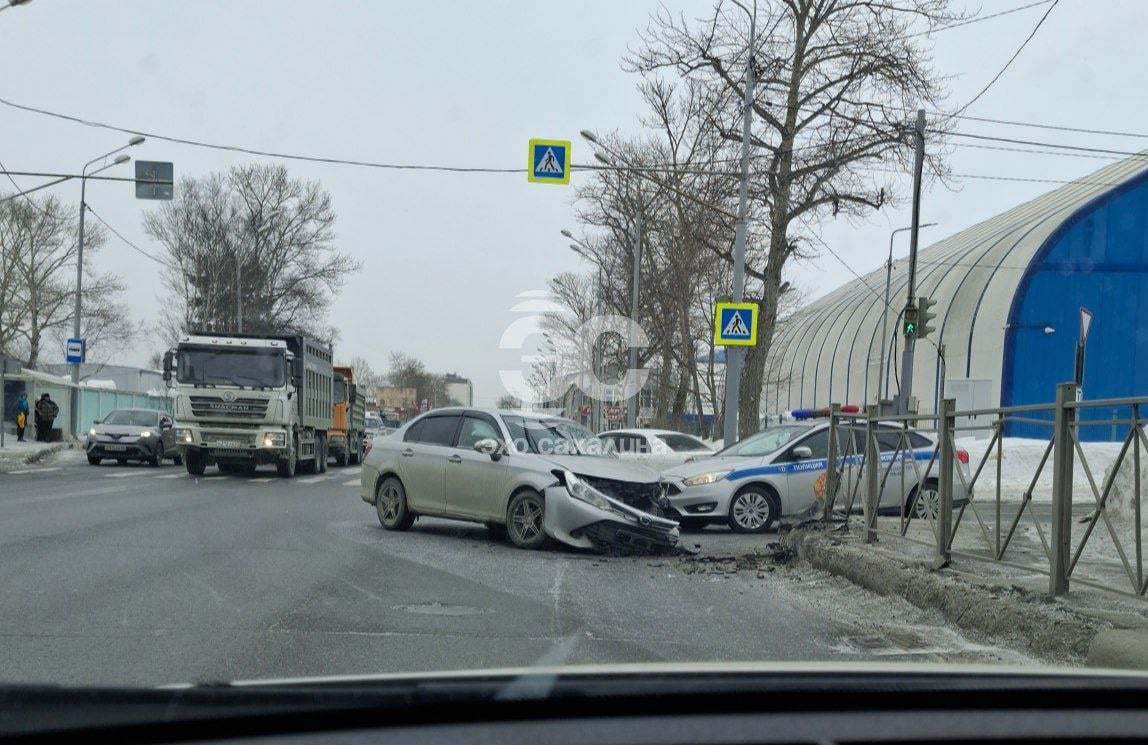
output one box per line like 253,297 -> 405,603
864,404 -> 879,543
1050,381 -> 1077,596
937,397 -> 955,566
824,404 -> 841,523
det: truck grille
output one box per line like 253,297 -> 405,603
189,396 -> 269,419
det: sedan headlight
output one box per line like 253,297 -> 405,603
683,470 -> 732,487
563,471 -> 611,511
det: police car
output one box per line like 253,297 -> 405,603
660,415 -> 970,533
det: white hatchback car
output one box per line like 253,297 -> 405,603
597,429 -> 714,470
360,408 -> 680,552
660,422 -> 970,533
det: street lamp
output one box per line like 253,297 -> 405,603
0,0 -> 33,11
562,228 -> 608,432
877,222 -> 938,402
69,137 -> 144,434
237,208 -> 282,333
580,130 -> 599,144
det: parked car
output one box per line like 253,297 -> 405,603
86,408 -> 182,467
360,408 -> 679,552
597,428 -> 714,470
660,422 -> 970,533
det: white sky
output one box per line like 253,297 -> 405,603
2,0 -> 1145,404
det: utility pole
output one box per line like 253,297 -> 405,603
722,2 -> 756,447
895,109 -> 926,415
591,265 -> 603,433
627,211 -> 642,429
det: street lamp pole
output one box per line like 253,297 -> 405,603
69,137 -> 143,436
722,0 -> 756,447
877,222 -> 936,402
626,211 -> 642,429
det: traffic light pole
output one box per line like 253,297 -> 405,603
896,109 -> 927,415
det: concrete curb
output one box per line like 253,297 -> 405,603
781,527 -> 1113,663
0,442 -> 71,472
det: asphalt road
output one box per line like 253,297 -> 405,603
0,451 -> 1030,687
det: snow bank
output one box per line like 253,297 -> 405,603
1100,432 -> 1146,522
82,379 -> 116,390
957,436 -> 1125,504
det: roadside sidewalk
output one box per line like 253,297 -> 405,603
781,517 -> 1148,668
0,439 -> 75,473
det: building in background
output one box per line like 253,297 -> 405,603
765,153 -> 1148,440
37,364 -> 165,394
375,386 -> 418,422
443,373 -> 473,407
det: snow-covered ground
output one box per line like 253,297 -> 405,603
956,436 -> 1126,504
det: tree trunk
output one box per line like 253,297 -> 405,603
738,240 -> 787,438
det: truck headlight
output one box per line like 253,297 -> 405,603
563,471 -> 611,511
683,470 -> 732,487
263,432 -> 286,448
175,428 -> 192,444
88,428 -> 97,437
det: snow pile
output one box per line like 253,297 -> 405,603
82,379 -> 116,390
1100,433 -> 1146,522
956,436 -> 1125,504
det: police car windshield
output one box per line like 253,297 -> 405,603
717,425 -> 813,457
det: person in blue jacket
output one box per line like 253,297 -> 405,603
14,391 -> 29,442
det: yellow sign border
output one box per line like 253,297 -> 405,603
714,302 -> 759,346
527,138 -> 571,185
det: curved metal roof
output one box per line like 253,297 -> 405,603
765,153 -> 1148,414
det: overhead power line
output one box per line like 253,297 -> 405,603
945,131 -> 1148,158
83,204 -> 174,268
947,0 -> 1060,118
906,0 -> 1056,39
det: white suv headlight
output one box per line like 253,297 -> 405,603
683,470 -> 732,487
140,431 -> 152,438
563,471 -> 610,511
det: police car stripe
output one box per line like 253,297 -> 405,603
727,449 -> 937,482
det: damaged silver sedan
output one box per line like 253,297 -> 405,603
360,408 -> 679,553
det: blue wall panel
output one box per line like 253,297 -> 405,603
1004,177 -> 1148,440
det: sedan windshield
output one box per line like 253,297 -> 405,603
177,347 -> 286,388
102,410 -> 159,427
503,415 -> 614,456
717,425 -> 813,457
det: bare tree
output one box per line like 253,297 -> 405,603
0,194 -> 132,368
143,164 -> 360,343
338,355 -> 381,390
628,0 -> 956,435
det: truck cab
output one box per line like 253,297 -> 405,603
329,365 -> 366,467
163,332 -> 333,478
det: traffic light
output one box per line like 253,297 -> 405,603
903,302 -> 918,338
916,296 -> 938,339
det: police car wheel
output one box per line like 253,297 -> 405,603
908,480 -> 941,521
727,487 -> 777,534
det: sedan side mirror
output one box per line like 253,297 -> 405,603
791,446 -> 813,460
474,438 -> 502,460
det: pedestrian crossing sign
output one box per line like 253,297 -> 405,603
528,139 -> 571,185
714,302 -> 758,346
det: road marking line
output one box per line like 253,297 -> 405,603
4,467 -> 61,475
202,475 -> 231,480
155,473 -> 185,479
297,476 -> 326,484
250,477 -> 274,483
106,471 -> 151,478
342,478 -> 360,487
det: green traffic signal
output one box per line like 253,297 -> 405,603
904,320 -> 916,336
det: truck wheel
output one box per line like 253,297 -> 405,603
87,455 -> 102,466
185,449 -> 207,476
335,450 -> 348,468
318,435 -> 328,473
276,443 -> 297,478
149,442 -> 164,468
350,441 -> 362,466
172,453 -> 183,466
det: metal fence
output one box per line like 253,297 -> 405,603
820,382 -> 1148,600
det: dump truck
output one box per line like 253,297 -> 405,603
162,331 -> 334,477
329,365 -> 366,467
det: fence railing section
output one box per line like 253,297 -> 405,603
820,383 -> 1148,600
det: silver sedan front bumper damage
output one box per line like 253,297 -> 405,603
542,484 -> 680,555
